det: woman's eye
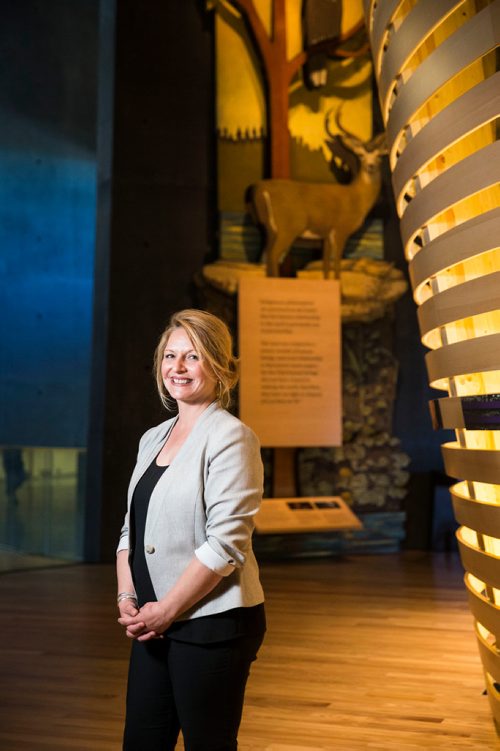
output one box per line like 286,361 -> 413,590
188,354 -> 199,360
164,353 -> 174,359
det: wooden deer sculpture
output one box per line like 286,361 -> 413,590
249,109 -> 387,279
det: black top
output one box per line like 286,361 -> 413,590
129,457 -> 265,644
130,460 -> 167,605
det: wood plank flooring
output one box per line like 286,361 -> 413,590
1,552 -> 499,750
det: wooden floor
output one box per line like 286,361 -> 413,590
0,549 -> 70,574
1,552 -> 500,750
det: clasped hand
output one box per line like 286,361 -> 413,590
118,600 -> 173,642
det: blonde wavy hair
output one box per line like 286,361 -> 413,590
154,309 -> 239,410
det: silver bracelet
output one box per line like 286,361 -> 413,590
117,591 -> 138,605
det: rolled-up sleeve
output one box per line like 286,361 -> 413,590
116,513 -> 129,554
194,422 -> 263,577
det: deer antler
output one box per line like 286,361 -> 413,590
334,104 -> 362,143
325,105 -> 388,158
325,102 -> 363,147
324,107 -> 338,141
368,131 -> 388,154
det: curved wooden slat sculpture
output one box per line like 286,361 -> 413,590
400,141 -> 500,248
453,488 -> 500,538
426,335 -> 500,385
418,273 -> 500,342
378,0 -> 463,109
443,443 -> 500,484
385,4 -> 500,157
392,72 -> 500,210
432,397 -> 500,432
366,0 -> 500,730
409,208 -> 500,293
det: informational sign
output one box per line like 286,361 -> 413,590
239,277 -> 341,447
255,496 -> 361,534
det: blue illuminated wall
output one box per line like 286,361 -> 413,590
0,1 -> 98,448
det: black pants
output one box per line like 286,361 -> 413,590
123,632 -> 264,751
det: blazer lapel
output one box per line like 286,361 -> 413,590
127,401 -> 222,510
126,416 -> 178,507
145,400 -> 222,516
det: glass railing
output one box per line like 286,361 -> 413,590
0,446 -> 85,565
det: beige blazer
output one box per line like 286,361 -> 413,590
117,401 -> 265,620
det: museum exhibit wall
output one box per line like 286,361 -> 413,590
364,0 -> 500,726
198,0 -> 418,553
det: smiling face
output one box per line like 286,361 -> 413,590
161,327 -> 217,408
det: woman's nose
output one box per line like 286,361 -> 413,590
173,358 -> 187,371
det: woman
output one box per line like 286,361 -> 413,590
116,309 -> 266,751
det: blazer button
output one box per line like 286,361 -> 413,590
145,544 -> 155,554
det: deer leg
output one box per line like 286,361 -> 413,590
267,238 -> 295,277
263,229 -> 279,277
265,232 -> 297,278
323,230 -> 338,280
255,188 -> 282,277
333,231 -> 345,281
322,238 -> 329,279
